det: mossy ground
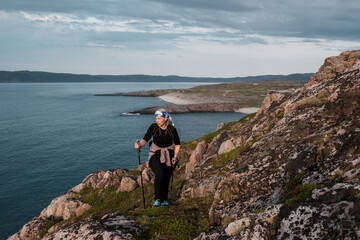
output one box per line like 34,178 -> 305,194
180,140 -> 198,150
132,197 -> 212,239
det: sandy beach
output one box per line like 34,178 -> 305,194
235,107 -> 260,114
159,92 -> 260,113
158,92 -> 212,105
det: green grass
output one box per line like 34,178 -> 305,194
181,141 -> 198,150
40,219 -> 58,238
201,128 -> 226,144
47,176 -> 211,240
213,147 -> 247,167
252,208 -> 266,213
132,197 -> 213,240
78,184 -> 154,221
129,169 -> 141,177
239,112 -> 256,124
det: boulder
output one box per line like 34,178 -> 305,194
137,168 -> 154,186
117,177 -> 139,192
256,91 -> 286,116
185,140 -> 207,177
205,131 -> 230,157
40,194 -> 91,220
225,217 -> 252,236
218,140 -> 235,155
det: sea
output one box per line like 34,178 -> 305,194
0,82 -> 246,238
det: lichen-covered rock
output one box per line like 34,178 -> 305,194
43,214 -> 141,240
40,193 -> 91,220
277,202 -> 358,239
72,168 -> 129,193
180,174 -> 221,199
192,52 -> 360,239
7,218 -> 46,240
306,50 -> 360,87
225,217 -> 252,236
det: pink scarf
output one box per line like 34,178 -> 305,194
148,142 -> 174,167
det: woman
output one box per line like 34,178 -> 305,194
135,109 -> 181,207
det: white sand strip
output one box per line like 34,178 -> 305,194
235,107 -> 260,114
158,93 -> 201,105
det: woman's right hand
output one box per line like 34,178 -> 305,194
134,142 -> 140,149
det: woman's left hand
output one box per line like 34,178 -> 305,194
171,157 -> 178,165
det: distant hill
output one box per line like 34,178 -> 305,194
0,70 -> 313,83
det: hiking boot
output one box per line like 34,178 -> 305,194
152,199 -> 161,207
161,201 -> 170,206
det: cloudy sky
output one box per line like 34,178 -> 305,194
0,0 -> 359,77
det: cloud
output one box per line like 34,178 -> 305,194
1,0 -> 360,41
144,0 -> 261,12
0,0 -> 359,76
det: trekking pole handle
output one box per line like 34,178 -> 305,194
135,140 -> 141,152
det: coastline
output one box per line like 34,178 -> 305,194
158,93 -> 260,114
96,80 -> 306,114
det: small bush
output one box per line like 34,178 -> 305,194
355,192 -> 360,199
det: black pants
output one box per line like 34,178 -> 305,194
149,150 -> 174,202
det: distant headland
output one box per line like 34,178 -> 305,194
0,70 -> 312,83
96,80 -> 308,114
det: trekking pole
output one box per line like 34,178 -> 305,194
170,160 -> 174,191
170,159 -> 177,191
136,140 -> 146,209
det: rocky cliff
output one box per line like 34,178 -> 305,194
7,51 -> 360,240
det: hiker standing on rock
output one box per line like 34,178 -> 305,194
135,109 -> 181,207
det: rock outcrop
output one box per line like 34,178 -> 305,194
7,50 -> 360,240
187,51 -> 360,239
40,193 -> 91,220
185,140 -> 207,177
306,50 -> 360,87
8,218 -> 47,240
43,214 -> 141,240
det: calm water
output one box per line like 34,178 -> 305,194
0,82 -> 245,238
